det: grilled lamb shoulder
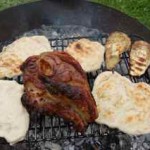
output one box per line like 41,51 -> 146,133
21,51 -> 98,132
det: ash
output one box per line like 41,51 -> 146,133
1,25 -> 150,150
21,25 -> 101,39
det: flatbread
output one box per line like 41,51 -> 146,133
0,36 -> 52,78
0,80 -> 29,145
92,71 -> 150,135
0,51 -> 22,78
65,38 -> 105,72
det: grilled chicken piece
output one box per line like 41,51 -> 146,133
21,51 -> 98,132
130,41 -> 150,76
105,31 -> 131,70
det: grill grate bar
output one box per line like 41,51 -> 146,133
0,34 -> 150,150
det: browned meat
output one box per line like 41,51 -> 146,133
21,51 -> 98,132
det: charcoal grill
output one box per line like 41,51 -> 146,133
0,0 -> 150,150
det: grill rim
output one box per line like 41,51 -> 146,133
0,0 -> 150,42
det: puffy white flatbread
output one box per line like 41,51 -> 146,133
92,71 -> 150,135
65,38 -> 105,72
0,36 -> 52,78
0,80 -> 29,145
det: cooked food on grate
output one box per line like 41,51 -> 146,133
65,38 -> 105,72
0,80 -> 29,145
92,71 -> 150,135
0,36 -> 52,78
105,31 -> 131,70
21,51 -> 98,132
130,41 -> 150,76
0,51 -> 23,78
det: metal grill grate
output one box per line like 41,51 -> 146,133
0,34 -> 150,150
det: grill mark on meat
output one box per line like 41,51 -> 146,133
43,78 -> 82,100
135,61 -> 147,67
134,67 -> 143,71
138,57 -> 146,62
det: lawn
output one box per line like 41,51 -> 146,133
0,0 -> 149,29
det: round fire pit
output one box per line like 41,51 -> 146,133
0,1 -> 150,150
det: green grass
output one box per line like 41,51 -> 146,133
0,0 -> 149,29
0,0 -> 37,11
93,0 -> 150,29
